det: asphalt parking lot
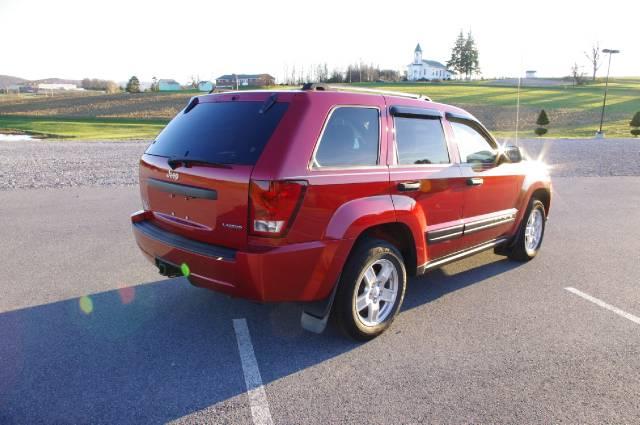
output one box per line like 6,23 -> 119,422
1,140 -> 640,423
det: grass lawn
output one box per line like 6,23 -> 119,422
360,79 -> 640,138
0,116 -> 167,140
363,80 -> 640,112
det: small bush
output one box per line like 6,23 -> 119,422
535,127 -> 548,136
631,112 -> 640,137
534,109 -> 550,136
536,109 -> 550,126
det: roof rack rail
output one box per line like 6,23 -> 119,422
300,83 -> 431,101
301,83 -> 330,91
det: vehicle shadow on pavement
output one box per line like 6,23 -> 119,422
403,253 -> 524,311
0,254 -> 522,423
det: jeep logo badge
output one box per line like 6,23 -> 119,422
166,169 -> 179,181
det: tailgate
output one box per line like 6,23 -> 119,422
140,154 -> 252,250
138,95 -> 290,251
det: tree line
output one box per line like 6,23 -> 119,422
80,78 -> 119,93
281,63 -> 402,85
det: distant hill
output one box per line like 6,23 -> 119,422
0,75 -> 81,88
0,75 -> 27,88
31,77 -> 81,85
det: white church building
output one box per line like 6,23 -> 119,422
407,43 -> 453,81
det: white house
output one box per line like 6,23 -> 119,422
525,70 -> 537,78
406,43 -> 452,81
37,83 -> 81,91
198,81 -> 214,92
158,79 -> 181,91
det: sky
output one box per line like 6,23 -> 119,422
0,0 -> 637,84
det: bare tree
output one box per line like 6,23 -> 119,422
584,43 -> 601,81
315,63 -> 329,83
189,75 -> 200,89
571,63 -> 585,86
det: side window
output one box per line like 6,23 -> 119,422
313,107 -> 379,168
394,117 -> 450,165
450,121 -> 498,164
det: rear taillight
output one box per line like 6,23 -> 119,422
249,180 -> 307,237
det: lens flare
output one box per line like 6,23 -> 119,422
79,296 -> 93,314
118,286 -> 135,304
181,263 -> 190,277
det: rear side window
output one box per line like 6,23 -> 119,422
394,117 -> 449,165
313,107 -> 379,168
146,101 -> 288,165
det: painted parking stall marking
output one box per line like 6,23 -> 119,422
233,318 -> 274,425
565,287 -> 640,325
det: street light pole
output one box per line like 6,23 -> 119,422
597,48 -> 620,137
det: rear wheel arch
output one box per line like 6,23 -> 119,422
324,195 -> 397,240
352,222 -> 418,277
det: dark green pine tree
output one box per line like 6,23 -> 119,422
126,76 -> 141,93
535,109 -> 550,136
631,111 -> 640,136
447,31 -> 465,77
461,31 -> 480,79
536,109 -> 550,126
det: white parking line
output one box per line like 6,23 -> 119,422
233,318 -> 274,425
565,287 -> 640,325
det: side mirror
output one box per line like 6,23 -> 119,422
497,144 -> 523,164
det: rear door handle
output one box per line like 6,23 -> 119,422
466,177 -> 484,186
398,181 -> 421,191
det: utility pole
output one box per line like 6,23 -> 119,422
596,48 -> 620,138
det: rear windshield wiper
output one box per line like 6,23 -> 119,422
167,157 -> 231,170
259,93 -> 278,114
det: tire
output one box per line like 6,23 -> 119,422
504,198 -> 546,261
332,238 -> 407,340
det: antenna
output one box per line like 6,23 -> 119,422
515,57 -> 523,146
515,75 -> 521,145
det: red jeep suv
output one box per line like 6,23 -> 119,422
132,84 -> 551,340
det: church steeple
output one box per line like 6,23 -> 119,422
414,43 -> 422,64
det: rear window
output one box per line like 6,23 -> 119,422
146,100 -> 288,165
313,107 -> 380,168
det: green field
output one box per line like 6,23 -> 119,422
0,116 -> 166,140
0,79 -> 638,139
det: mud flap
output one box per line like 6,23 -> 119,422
300,280 -> 339,334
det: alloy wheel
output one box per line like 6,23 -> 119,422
353,258 -> 399,327
524,208 -> 543,255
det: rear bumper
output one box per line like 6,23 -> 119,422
131,211 -> 348,302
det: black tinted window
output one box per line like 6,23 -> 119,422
314,107 -> 379,167
395,117 -> 449,165
146,101 -> 288,165
450,121 -> 497,164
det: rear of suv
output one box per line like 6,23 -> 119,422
132,84 -> 551,340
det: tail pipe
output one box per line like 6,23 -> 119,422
155,258 -> 181,278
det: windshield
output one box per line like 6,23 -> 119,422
146,100 -> 288,165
